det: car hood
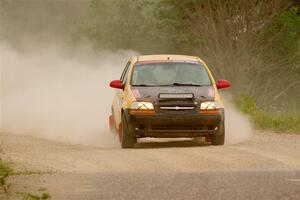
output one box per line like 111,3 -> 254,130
131,86 -> 215,102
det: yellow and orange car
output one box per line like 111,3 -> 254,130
109,55 -> 230,148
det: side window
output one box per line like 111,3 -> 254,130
120,61 -> 131,83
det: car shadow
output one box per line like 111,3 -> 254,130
135,138 -> 210,149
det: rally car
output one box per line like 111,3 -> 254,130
109,55 -> 230,148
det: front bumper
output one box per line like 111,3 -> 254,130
123,109 -> 224,138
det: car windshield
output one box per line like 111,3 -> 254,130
131,62 -> 211,86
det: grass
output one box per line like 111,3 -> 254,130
234,94 -> 300,133
0,152 -> 51,198
12,170 -> 51,176
0,159 -> 12,194
21,192 -> 51,200
0,139 -> 52,199
0,164 -> 52,200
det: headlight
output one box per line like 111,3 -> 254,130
130,102 -> 154,110
200,101 -> 221,110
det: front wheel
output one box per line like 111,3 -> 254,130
120,114 -> 137,148
212,123 -> 225,145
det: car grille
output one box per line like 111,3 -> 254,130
160,106 -> 195,110
151,125 -> 211,131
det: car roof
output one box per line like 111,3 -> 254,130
132,54 -> 202,64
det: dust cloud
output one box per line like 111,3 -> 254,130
0,42 -> 136,147
224,98 -> 253,144
0,44 -> 252,147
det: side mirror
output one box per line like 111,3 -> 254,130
109,80 -> 124,89
216,79 -> 231,89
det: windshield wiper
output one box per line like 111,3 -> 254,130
173,82 -> 203,86
132,83 -> 209,87
158,83 -> 207,87
131,84 -> 156,87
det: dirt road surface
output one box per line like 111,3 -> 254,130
1,132 -> 300,200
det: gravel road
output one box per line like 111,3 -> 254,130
0,132 -> 299,200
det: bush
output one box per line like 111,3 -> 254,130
235,94 -> 300,133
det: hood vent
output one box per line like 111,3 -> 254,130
159,93 -> 194,99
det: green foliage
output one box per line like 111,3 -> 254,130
235,94 -> 300,133
277,6 -> 300,75
278,7 -> 300,44
234,94 -> 260,116
81,0 -> 300,112
262,6 -> 300,62
155,1 -> 300,111
0,159 -> 12,194
153,0 -> 196,53
0,160 -> 11,184
79,0 -> 161,53
21,192 -> 51,200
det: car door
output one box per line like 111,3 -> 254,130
113,61 -> 131,127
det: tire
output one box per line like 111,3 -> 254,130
121,113 -> 137,148
109,115 -> 116,132
212,123 -> 225,145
